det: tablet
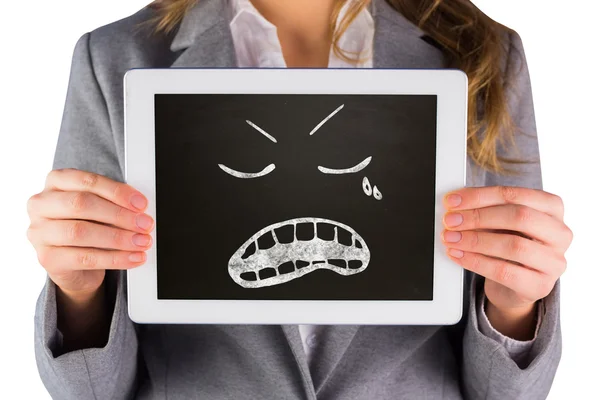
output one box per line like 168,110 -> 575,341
124,69 -> 467,325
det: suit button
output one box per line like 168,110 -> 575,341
306,334 -> 318,349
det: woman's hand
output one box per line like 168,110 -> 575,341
441,186 -> 572,339
27,169 -> 154,299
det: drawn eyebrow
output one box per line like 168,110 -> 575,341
309,104 -> 345,136
318,156 -> 372,174
218,163 -> 276,179
246,120 -> 277,143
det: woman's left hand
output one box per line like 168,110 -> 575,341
442,186 -> 572,338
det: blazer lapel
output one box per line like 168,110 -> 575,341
309,325 -> 359,393
281,326 -> 317,399
169,0 -> 236,67
370,0 -> 446,69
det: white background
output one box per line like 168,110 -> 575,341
0,0 -> 597,398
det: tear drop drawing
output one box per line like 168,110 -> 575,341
362,177 -> 372,196
373,185 -> 383,200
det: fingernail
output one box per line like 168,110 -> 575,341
129,252 -> 146,262
448,249 -> 464,258
136,214 -> 154,231
444,231 -> 462,243
445,194 -> 462,208
132,234 -> 151,247
445,213 -> 463,227
130,194 -> 147,210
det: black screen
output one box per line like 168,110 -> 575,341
154,94 -> 437,300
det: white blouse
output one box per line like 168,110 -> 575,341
226,0 -> 540,367
228,0 -> 374,68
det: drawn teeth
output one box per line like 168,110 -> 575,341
328,259 -> 346,268
257,231 -> 276,250
230,218 -> 370,288
246,259 -> 362,282
274,224 -> 294,244
278,261 -> 295,275
316,222 -> 335,240
296,222 -> 315,241
258,267 -> 277,280
242,223 -> 362,257
240,271 -> 257,281
336,227 -> 353,246
241,242 -> 256,260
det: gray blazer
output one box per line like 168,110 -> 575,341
34,0 -> 561,399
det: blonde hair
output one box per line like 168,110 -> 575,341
147,0 -> 525,173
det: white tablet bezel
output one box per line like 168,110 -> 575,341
124,68 -> 467,325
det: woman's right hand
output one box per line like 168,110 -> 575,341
27,168 -> 154,300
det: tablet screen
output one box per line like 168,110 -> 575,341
154,94 -> 437,300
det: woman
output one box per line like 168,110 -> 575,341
28,0 -> 571,398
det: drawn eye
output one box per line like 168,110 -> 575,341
218,163 -> 276,179
318,156 -> 372,175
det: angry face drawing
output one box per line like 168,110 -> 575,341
154,94 -> 437,300
222,105 -> 378,288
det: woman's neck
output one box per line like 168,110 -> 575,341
250,0 -> 337,67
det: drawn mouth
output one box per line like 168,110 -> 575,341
228,217 -> 370,288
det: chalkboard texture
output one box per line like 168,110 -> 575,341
154,94 -> 437,300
